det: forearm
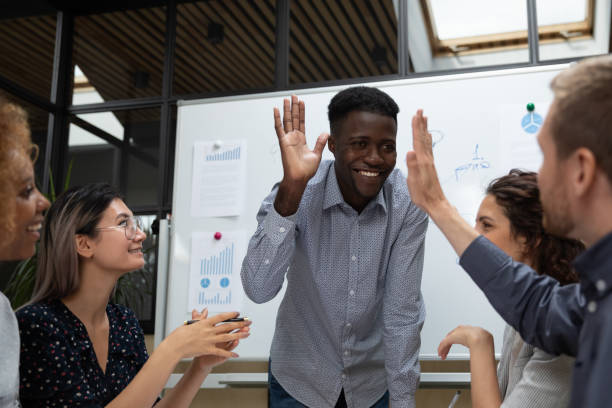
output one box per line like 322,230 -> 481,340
273,179 -> 307,216
460,237 -> 583,356
155,362 -> 211,408
428,200 -> 479,257
241,204 -> 297,303
469,342 -> 502,408
105,340 -> 181,408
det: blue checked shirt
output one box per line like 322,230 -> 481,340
241,160 -> 427,408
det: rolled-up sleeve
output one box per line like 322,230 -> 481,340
241,184 -> 299,304
382,205 -> 428,408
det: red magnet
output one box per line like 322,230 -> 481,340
214,232 -> 222,240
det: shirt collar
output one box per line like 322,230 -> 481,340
322,162 -> 387,213
574,230 -> 612,297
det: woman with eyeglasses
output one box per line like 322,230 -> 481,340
0,98 -> 50,407
16,183 -> 251,408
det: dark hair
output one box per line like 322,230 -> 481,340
29,183 -> 122,304
486,169 -> 584,285
327,86 -> 399,137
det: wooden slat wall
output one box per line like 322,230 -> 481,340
290,0 -> 398,84
0,15 -> 56,101
173,0 -> 276,95
2,1 -> 399,126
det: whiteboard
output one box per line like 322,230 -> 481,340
165,64 -> 567,360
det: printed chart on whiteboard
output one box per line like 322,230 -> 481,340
189,231 -> 247,313
190,140 -> 247,217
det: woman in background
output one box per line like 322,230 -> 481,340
438,170 -> 583,408
17,183 -> 251,407
0,97 -> 50,407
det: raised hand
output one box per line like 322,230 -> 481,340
437,325 -> 493,360
274,95 -> 329,184
405,110 -> 447,213
191,309 -> 248,370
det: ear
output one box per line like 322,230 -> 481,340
328,135 -> 336,155
75,234 -> 95,259
570,147 -> 597,198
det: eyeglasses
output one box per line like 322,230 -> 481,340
96,216 -> 144,240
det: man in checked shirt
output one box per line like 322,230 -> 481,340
241,86 -> 428,408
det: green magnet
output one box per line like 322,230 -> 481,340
526,103 -> 535,112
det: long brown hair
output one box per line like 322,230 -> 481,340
487,169 -> 584,285
29,183 -> 121,304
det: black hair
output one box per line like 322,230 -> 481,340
327,86 -> 399,137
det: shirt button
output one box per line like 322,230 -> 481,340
344,350 -> 349,356
351,255 -> 356,261
279,227 -> 286,233
588,300 -> 597,313
349,290 -> 355,296
346,323 -> 352,329
264,259 -> 270,265
596,279 -> 606,292
342,374 -> 346,380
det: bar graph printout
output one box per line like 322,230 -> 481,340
189,231 -> 247,313
190,140 -> 247,217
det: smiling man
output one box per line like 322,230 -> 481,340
241,87 -> 428,408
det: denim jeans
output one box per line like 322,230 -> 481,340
268,368 -> 389,407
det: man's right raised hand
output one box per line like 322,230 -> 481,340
274,95 -> 329,185
273,95 -> 329,216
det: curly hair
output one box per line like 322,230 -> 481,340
0,97 -> 34,251
328,86 -> 399,137
486,169 -> 584,285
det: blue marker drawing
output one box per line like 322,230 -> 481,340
429,129 -> 445,148
521,112 -> 543,134
220,277 -> 230,288
454,144 -> 491,181
200,278 -> 210,288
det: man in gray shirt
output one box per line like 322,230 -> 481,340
242,87 -> 427,408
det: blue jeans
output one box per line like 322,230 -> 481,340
268,369 -> 390,407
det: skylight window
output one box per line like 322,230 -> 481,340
422,0 -> 593,55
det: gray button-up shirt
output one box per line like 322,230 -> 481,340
460,233 -> 612,408
241,160 -> 427,408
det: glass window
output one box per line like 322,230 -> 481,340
68,108 -> 161,208
411,0 -> 529,72
72,7 -> 165,104
538,0 -> 608,61
0,14 -> 56,99
289,0 -> 398,84
174,0 -> 276,96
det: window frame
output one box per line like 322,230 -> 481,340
420,0 -> 595,56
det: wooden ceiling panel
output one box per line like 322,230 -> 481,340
0,15 -> 56,99
290,0 -> 398,84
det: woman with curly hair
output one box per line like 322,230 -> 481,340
0,97 -> 50,407
437,170 -> 584,408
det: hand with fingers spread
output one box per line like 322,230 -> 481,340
166,311 -> 251,361
190,309 -> 249,371
405,109 -> 447,213
273,95 -> 329,216
437,325 -> 494,360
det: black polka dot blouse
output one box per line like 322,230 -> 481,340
17,300 -> 151,407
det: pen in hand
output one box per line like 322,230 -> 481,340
184,317 -> 249,325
